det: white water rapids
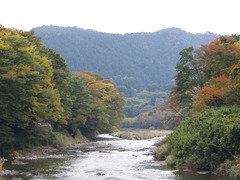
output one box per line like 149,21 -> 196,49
56,134 -> 176,180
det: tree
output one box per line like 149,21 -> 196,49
167,47 -> 204,112
193,75 -> 230,111
223,63 -> 240,105
195,37 -> 240,80
73,72 -> 126,136
20,31 -> 73,127
67,74 -> 91,137
0,26 -> 63,151
39,47 -> 73,127
168,35 -> 240,113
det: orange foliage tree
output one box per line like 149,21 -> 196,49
168,35 -> 240,114
73,71 -> 126,136
195,37 -> 240,80
193,75 -> 230,110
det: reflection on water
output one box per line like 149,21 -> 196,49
1,134 -> 229,180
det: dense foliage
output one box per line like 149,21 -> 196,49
168,36 -> 240,113
0,26 -> 126,153
156,35 -> 240,178
72,72 -> 126,137
167,106 -> 240,170
122,90 -> 176,129
31,26 -> 219,130
32,26 -> 217,96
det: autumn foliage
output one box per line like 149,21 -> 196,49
73,71 -> 126,135
168,35 -> 240,113
194,75 -> 230,110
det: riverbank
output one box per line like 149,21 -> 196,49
0,142 -> 96,177
0,131 -> 90,175
0,159 -> 2,172
1,128 -> 171,177
111,128 -> 172,140
153,106 -> 240,180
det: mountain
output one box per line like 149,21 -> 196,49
32,26 -> 218,96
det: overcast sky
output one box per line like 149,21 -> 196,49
1,0 -> 239,35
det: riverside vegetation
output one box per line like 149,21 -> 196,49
0,26 -> 126,157
0,160 -> 2,172
154,35 -> 240,179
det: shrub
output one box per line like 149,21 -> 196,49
166,155 -> 177,166
74,129 -> 89,143
184,154 -> 209,170
154,137 -> 168,146
216,156 -> 240,180
166,106 -> 240,171
0,160 -> 2,172
153,144 -> 169,161
52,132 -> 74,148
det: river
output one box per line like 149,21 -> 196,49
1,134 -> 229,180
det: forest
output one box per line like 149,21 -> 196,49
32,25 -> 218,130
0,26 -> 126,153
32,25 -> 217,96
154,35 -> 240,179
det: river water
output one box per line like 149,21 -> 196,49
1,134 -> 229,180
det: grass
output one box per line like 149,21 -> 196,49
112,128 -> 172,140
53,133 -> 74,148
153,144 -> 168,161
52,131 -> 89,148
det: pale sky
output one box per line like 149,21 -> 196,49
1,0 -> 240,35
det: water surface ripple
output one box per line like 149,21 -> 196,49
2,134 -> 229,180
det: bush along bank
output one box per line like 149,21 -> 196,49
0,159 -> 2,172
154,106 -> 240,179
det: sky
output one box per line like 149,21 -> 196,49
1,0 -> 240,35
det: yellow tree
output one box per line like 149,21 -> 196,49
0,26 -> 63,150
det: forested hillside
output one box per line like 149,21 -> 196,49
32,26 -> 217,96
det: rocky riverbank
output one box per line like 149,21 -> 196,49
9,146 -> 59,160
0,143 -> 92,177
0,129 -> 171,177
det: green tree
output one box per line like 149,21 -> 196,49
168,47 -> 204,112
67,74 -> 91,137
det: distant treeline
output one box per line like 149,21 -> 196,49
0,26 -> 126,153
